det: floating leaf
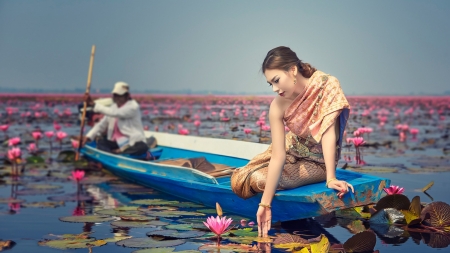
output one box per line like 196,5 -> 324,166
116,237 -> 185,248
0,198 -> 25,204
420,201 -> 450,227
132,248 -> 201,253
421,181 -> 434,192
39,238 -> 106,249
227,236 -> 258,244
27,184 -> 63,190
309,234 -> 330,253
198,243 -> 258,252
230,228 -> 257,237
146,210 -> 205,218
370,223 -> 405,239
22,201 -> 64,208
400,210 -> 421,226
120,215 -> 153,221
409,196 -> 422,216
79,176 -> 116,185
111,220 -> 168,228
370,208 -> 405,224
195,208 -> 217,214
273,233 -> 309,251
56,150 -> 76,162
423,232 -> 450,248
102,236 -> 132,243
15,188 -> 64,196
293,248 -> 310,253
59,215 -> 116,223
165,223 -> 196,231
26,155 -> 45,164
176,202 -> 204,208
343,230 -> 376,253
130,199 -> 180,206
338,219 -> 367,234
147,230 -> 205,239
95,208 -> 143,217
375,194 -> 410,211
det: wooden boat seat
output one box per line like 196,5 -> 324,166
156,157 -> 234,177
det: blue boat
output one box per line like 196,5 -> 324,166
80,131 -> 390,222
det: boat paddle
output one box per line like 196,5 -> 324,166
75,45 -> 96,161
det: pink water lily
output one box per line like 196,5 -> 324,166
384,185 -> 404,195
69,170 -> 85,182
32,131 -> 42,140
8,147 -> 21,161
56,131 -> 67,140
27,143 -> 37,154
352,137 -> 365,147
0,124 -> 9,132
45,131 -> 54,138
8,137 -> 20,146
203,215 -> 233,236
71,139 -> 79,149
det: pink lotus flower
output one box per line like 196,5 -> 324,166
353,130 -> 361,137
0,124 -> 9,132
194,120 -> 201,127
178,128 -> 189,135
256,120 -> 265,127
351,137 -> 365,147
244,128 -> 252,135
384,185 -> 404,195
69,170 -> 85,182
203,215 -> 233,236
45,131 -> 54,138
8,137 -> 20,146
27,143 -> 37,153
248,221 -> 255,226
32,131 -> 42,140
261,125 -> 270,131
56,131 -> 68,140
7,147 -> 21,161
53,123 -> 61,131
71,140 -> 79,149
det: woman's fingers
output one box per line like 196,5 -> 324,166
257,216 -> 262,237
348,183 -> 355,193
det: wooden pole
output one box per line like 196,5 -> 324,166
75,45 -> 96,161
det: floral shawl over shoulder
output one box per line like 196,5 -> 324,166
284,70 -> 350,144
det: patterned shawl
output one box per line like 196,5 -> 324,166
284,70 -> 350,144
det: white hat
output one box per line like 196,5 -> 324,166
111,81 -> 130,95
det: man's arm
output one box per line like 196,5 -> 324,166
86,116 -> 108,141
93,102 -> 138,119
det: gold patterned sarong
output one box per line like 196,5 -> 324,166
231,70 -> 350,199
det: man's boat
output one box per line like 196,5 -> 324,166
81,131 -> 390,222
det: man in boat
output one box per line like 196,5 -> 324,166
81,81 -> 149,156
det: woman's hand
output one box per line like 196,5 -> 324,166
327,180 -> 354,198
256,206 -> 272,237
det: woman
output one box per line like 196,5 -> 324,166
231,46 -> 354,237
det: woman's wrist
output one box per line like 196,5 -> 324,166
259,203 -> 271,208
326,178 -> 337,188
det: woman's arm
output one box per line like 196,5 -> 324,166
322,119 -> 354,196
260,100 -> 286,206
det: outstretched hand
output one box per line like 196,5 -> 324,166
328,180 -> 355,198
256,206 -> 272,237
84,93 -> 95,107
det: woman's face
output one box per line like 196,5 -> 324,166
264,68 -> 297,99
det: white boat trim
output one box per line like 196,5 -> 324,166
144,130 -> 269,160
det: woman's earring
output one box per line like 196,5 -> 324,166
294,77 -> 297,85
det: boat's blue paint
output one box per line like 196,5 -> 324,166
81,143 -> 390,222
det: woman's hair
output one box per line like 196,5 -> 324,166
261,46 -> 316,78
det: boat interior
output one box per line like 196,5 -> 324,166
155,157 -> 236,178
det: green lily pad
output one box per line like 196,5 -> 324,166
116,237 -> 185,248
147,230 -> 205,239
198,243 -> 257,252
195,209 -> 217,214
229,228 -> 257,237
132,248 -> 201,253
146,211 -> 205,218
95,208 -> 143,217
39,238 -> 106,249
176,202 -> 205,208
26,156 -> 45,164
56,150 -> 76,163
59,215 -> 116,223
22,201 -> 64,208
165,224 -> 196,231
130,199 -> 180,206
111,220 -> 168,228
102,236 -> 133,242
227,236 -> 258,244
120,215 -> 153,221
79,176 -> 116,185
139,206 -> 177,212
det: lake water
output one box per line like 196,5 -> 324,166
0,95 -> 449,252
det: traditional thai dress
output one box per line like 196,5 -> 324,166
231,70 -> 350,199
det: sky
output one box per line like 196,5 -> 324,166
0,0 -> 449,95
